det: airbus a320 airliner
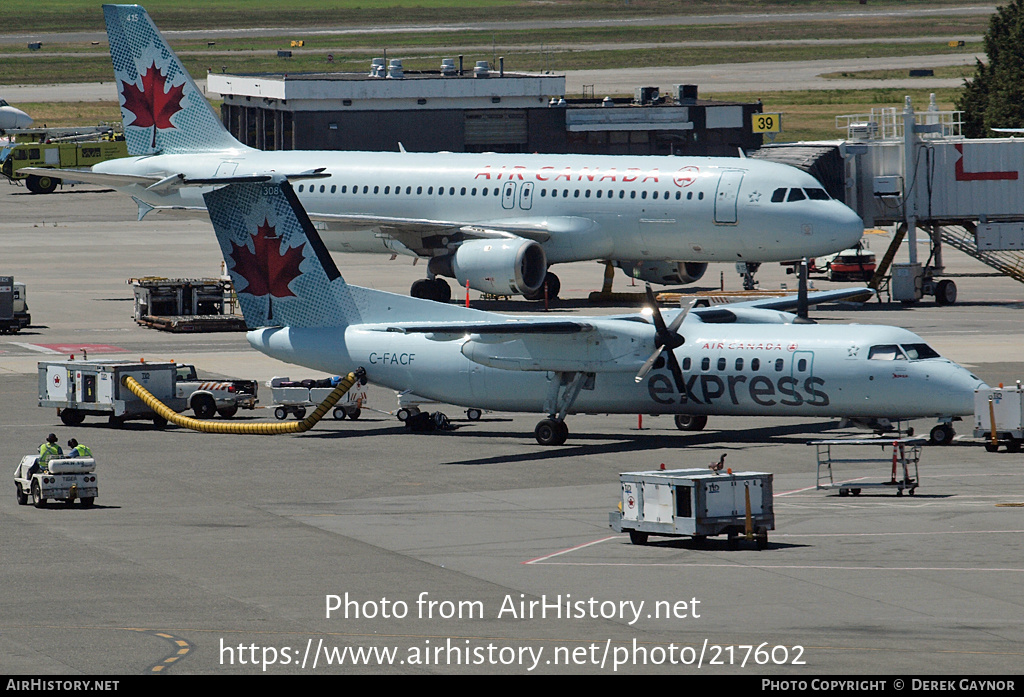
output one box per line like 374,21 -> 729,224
32,5 -> 865,301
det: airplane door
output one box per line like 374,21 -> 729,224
714,170 -> 744,224
519,182 -> 534,210
502,182 -> 517,210
791,351 -> 814,379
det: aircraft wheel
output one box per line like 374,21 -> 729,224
935,279 -> 957,306
929,424 -> 954,445
543,272 -> 560,300
674,414 -> 708,431
628,531 -> 648,545
411,279 -> 434,300
535,418 -> 567,446
433,278 -> 451,303
396,408 -> 413,422
466,408 -> 482,421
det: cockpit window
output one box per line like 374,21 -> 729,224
787,188 -> 806,202
901,343 -> 940,359
771,188 -> 787,202
804,188 -> 830,200
868,345 -> 906,360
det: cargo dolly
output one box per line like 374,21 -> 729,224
810,437 -> 925,496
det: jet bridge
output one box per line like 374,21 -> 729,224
755,96 -> 1024,304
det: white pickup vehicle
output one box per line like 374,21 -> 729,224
14,455 -> 97,508
175,364 -> 258,419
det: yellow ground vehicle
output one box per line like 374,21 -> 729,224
1,127 -> 128,193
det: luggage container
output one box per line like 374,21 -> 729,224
609,468 -> 773,547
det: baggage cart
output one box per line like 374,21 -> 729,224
973,384 -> 1024,453
268,376 -> 367,420
810,437 -> 924,496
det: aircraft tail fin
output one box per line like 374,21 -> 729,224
203,179 -> 481,330
103,4 -> 244,155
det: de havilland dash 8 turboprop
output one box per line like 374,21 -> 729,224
30,4 -> 864,302
195,175 -> 984,446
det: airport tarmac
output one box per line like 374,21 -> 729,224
2,182 -> 1023,675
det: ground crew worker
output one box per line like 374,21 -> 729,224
67,438 -> 92,458
32,433 -> 63,477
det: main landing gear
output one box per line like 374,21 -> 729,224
533,371 -> 593,446
523,272 -> 560,302
410,277 -> 451,302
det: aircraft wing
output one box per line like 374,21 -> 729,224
19,167 -> 160,188
387,319 -> 595,338
384,318 -> 643,372
310,213 -> 601,249
687,287 -> 874,324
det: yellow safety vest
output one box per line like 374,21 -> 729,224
38,442 -> 60,469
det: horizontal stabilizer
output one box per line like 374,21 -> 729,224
18,167 -> 159,188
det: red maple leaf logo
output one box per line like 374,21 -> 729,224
229,219 -> 305,299
120,61 -> 185,149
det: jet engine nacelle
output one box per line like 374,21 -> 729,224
615,261 -> 708,286
440,237 -> 547,296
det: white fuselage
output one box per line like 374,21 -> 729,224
246,319 -> 982,421
96,149 -> 865,264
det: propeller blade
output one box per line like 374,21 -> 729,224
667,298 -> 696,334
634,344 -> 665,383
665,345 -> 686,394
645,284 -> 668,334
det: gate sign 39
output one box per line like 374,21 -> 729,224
752,113 -> 782,133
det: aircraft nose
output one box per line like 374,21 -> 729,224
15,112 -> 33,128
942,364 -> 987,416
832,202 -> 865,249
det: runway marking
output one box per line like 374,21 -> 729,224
33,342 -> 127,354
776,477 -> 869,496
128,628 -> 194,674
772,528 -> 1024,538
8,342 -> 61,354
529,561 -> 1024,572
523,536 -> 616,564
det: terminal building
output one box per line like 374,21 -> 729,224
206,60 -> 764,156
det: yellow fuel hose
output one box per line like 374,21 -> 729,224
121,368 -> 365,435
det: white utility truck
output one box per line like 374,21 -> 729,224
14,455 -> 98,508
974,383 -> 1024,453
175,363 -> 258,418
610,468 -> 774,547
38,360 -> 183,428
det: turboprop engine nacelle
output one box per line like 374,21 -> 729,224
615,261 -> 708,286
441,237 -> 547,295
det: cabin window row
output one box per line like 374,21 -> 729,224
295,183 -> 705,200
680,356 -> 804,373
